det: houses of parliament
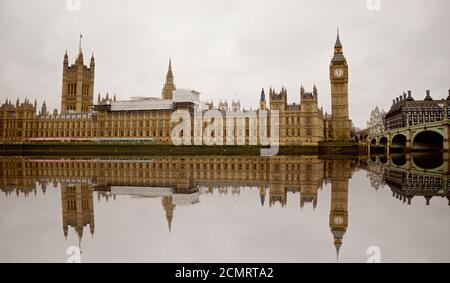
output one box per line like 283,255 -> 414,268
0,32 -> 352,145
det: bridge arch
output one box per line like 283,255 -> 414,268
369,138 -> 378,155
412,130 -> 443,152
391,134 -> 407,153
379,155 -> 388,164
370,138 -> 377,146
379,137 -> 388,154
391,155 -> 407,167
411,153 -> 444,171
392,134 -> 407,147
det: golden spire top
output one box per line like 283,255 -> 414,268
167,58 -> 173,79
335,28 -> 342,49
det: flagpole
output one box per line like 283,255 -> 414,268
79,33 -> 83,54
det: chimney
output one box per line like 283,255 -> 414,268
407,90 -> 413,101
425,90 -> 433,101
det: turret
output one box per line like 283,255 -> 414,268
269,87 -> 287,111
90,53 -> 95,69
63,50 -> 69,69
40,101 -> 48,116
205,100 -> 214,110
219,100 -> 228,111
260,88 -> 267,110
232,99 -> 241,112
300,85 -> 318,103
161,59 -> 176,100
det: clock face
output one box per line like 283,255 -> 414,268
334,216 -> 344,225
334,68 -> 344,78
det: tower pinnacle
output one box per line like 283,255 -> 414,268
335,28 -> 342,49
79,33 -> 83,55
161,58 -> 176,100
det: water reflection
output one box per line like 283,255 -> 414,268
365,153 -> 450,206
0,155 -> 449,262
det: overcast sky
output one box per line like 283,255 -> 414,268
1,0 -> 449,128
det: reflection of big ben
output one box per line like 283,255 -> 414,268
61,184 -> 95,241
330,30 -> 351,141
162,196 -> 176,232
329,160 -> 350,259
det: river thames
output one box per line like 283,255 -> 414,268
0,154 -> 448,263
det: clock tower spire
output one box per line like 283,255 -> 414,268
330,30 -> 352,141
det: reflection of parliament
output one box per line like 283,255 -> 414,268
0,156 -> 353,257
0,32 -> 351,144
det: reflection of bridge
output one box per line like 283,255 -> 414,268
368,153 -> 447,174
365,156 -> 450,206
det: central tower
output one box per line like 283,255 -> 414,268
330,30 -> 351,141
161,59 -> 176,100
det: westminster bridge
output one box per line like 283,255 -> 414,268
368,120 -> 450,154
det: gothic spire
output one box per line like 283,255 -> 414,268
335,242 -> 342,261
64,50 -> 69,65
76,34 -> 84,63
79,33 -> 83,55
335,28 -> 342,49
332,29 -> 346,63
161,58 -> 176,100
168,58 -> 172,72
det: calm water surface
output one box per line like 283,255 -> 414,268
0,155 -> 449,263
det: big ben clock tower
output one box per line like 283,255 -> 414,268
330,30 -> 352,141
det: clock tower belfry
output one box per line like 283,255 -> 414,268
330,30 -> 351,141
